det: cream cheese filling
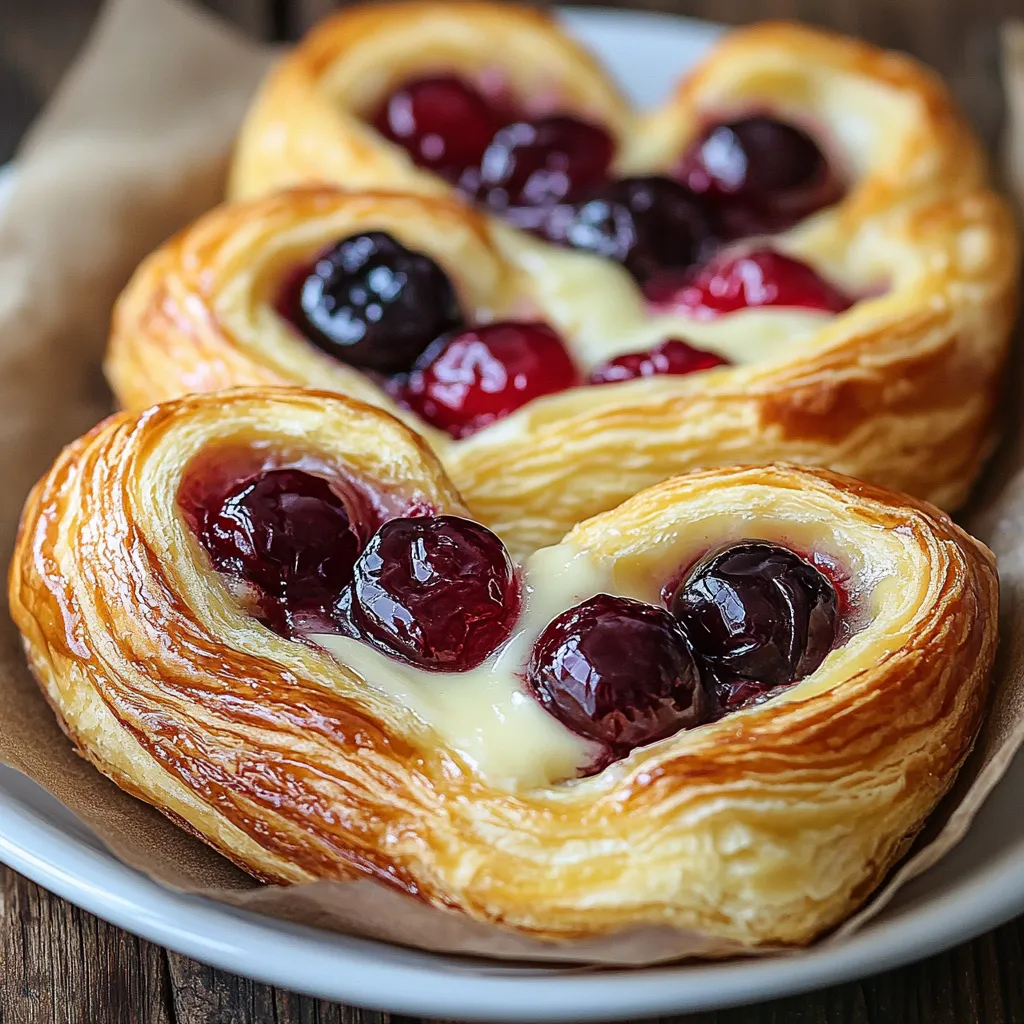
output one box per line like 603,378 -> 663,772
310,510 -> 895,793
498,230 -> 836,368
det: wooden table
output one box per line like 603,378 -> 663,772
1,0 -> 1021,1020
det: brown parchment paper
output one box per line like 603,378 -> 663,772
1,0 -> 1023,968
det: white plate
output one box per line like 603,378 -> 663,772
2,8 -> 1023,1020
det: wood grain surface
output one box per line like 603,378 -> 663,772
0,0 -> 1021,1021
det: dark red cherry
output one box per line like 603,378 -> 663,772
280,231 -> 464,374
194,469 -> 362,628
527,594 -> 714,755
474,116 -> 614,213
644,248 -> 852,318
371,75 -> 504,184
590,338 -> 729,384
669,542 -> 839,693
541,176 -> 716,284
677,116 -> 843,237
348,515 -> 518,671
399,321 -> 579,438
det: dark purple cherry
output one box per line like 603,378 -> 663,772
669,542 -> 839,693
527,594 -> 714,754
677,116 -> 843,237
541,176 -> 716,284
194,469 -> 362,627
348,515 -> 518,671
281,231 -> 464,374
473,115 -> 615,213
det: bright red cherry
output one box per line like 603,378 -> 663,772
527,594 -> 714,757
644,248 -> 852,319
185,469 -> 363,633
371,75 -> 505,185
399,322 -> 579,438
669,542 -> 839,702
347,515 -> 519,671
590,338 -> 729,384
677,115 -> 844,237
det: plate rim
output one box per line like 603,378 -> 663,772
1,8 -> 1023,1020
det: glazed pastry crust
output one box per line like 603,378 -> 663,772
106,183 -> 1018,556
9,389 -> 999,949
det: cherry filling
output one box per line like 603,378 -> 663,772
677,115 -> 844,237
372,75 -> 507,185
590,338 -> 729,384
668,542 -> 840,709
541,176 -> 716,285
474,116 -> 615,216
185,468 -> 363,633
279,231 -> 464,374
370,74 -> 614,223
398,321 -> 580,438
528,541 -> 842,759
183,458 -> 519,670
645,248 -> 852,318
526,594 -> 714,757
346,515 -> 519,670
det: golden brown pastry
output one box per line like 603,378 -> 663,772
106,182 -> 1016,557
9,387 -> 998,950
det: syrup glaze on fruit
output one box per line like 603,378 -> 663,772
526,594 -> 713,759
180,463 -> 368,635
668,541 -> 840,711
645,248 -> 853,318
677,115 -> 845,237
347,515 -> 519,670
541,176 -> 717,284
398,321 -> 580,438
278,231 -> 464,374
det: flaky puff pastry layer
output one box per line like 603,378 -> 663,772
106,183 -> 1017,557
10,388 -> 998,949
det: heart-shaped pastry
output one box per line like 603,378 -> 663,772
9,388 -> 998,950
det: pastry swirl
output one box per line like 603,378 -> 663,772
9,388 -> 998,949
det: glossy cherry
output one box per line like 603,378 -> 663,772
527,594 -> 714,755
542,176 -> 716,284
644,248 -> 852,318
677,115 -> 843,236
590,338 -> 729,384
281,231 -> 464,374
192,469 -> 362,629
371,75 -> 505,184
474,116 -> 615,214
669,541 -> 839,694
347,515 -> 518,671
398,321 -> 579,438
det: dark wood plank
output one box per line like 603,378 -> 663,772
0,867 -> 172,1024
1,0 -> 1023,1021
